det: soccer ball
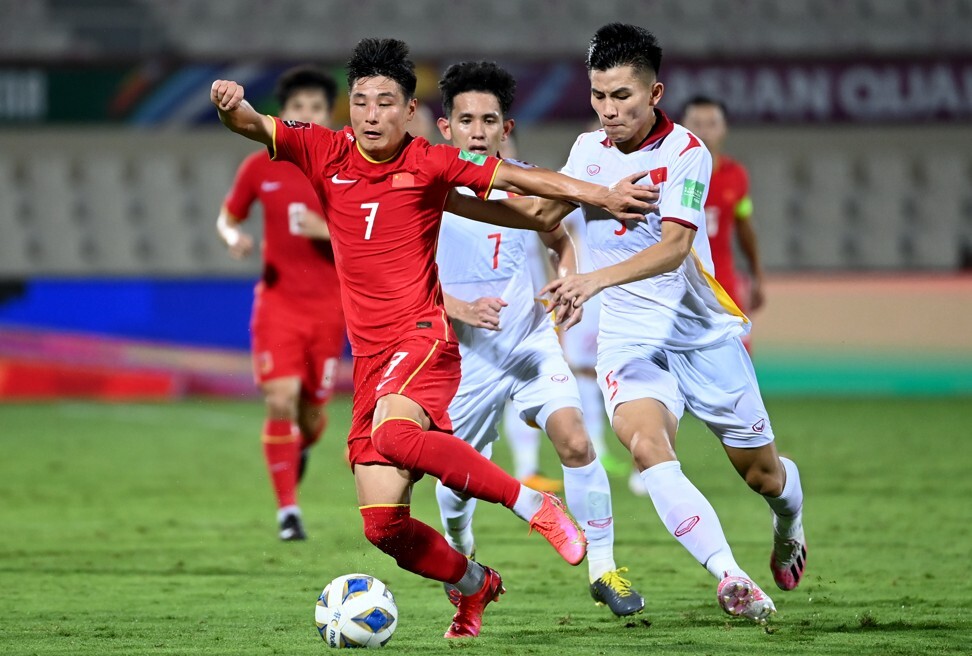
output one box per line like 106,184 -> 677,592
315,573 -> 398,648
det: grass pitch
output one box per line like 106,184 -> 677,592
1,397 -> 970,655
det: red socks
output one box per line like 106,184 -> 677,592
262,419 -> 300,508
371,419 -> 521,508
360,505 -> 468,583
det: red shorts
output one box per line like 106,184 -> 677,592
347,336 -> 461,468
250,296 -> 346,404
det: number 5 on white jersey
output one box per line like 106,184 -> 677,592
361,202 -> 379,240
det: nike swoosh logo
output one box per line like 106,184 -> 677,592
331,174 -> 356,184
260,181 -> 281,191
376,377 -> 396,391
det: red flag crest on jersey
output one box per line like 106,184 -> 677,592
679,133 -> 701,156
391,172 -> 415,188
649,167 -> 668,184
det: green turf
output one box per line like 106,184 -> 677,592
1,397 -> 971,655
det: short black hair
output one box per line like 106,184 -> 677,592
682,95 -> 729,120
586,23 -> 663,79
438,61 -> 516,119
274,65 -> 338,110
346,38 -> 417,99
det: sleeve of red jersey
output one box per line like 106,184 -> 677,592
223,154 -> 260,221
268,116 -> 336,181
429,145 -> 502,199
658,136 -> 713,232
735,166 -> 754,221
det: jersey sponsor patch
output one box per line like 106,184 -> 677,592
281,120 -> 310,129
459,150 -> 487,166
681,179 -> 705,211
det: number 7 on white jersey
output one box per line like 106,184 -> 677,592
361,202 -> 379,240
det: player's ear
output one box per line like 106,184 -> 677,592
502,118 -> 515,140
406,97 -> 418,120
436,116 -> 452,141
650,81 -> 665,107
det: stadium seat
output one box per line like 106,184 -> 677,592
130,155 -> 197,274
79,154 -> 142,273
23,154 -> 87,273
747,153 -> 793,270
912,154 -> 965,269
799,154 -> 853,268
855,154 -> 908,269
0,156 -> 32,274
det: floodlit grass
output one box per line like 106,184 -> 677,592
1,397 -> 970,654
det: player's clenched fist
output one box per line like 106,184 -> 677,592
211,80 -> 245,111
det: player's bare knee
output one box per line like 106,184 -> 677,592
555,433 -> 595,468
265,392 -> 298,421
743,462 -> 784,497
629,429 -> 676,472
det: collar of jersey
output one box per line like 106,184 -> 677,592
354,134 -> 410,164
600,109 -> 675,152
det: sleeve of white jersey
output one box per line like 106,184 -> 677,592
558,134 -> 586,178
658,138 -> 713,231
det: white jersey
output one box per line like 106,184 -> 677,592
437,188 -> 547,368
560,111 -> 749,351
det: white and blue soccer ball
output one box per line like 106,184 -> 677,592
316,573 -> 398,648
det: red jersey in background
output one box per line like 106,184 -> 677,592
224,151 -> 346,400
704,155 -> 753,309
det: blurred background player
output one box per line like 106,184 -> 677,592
217,66 -> 346,541
681,96 -> 765,346
433,61 -> 645,617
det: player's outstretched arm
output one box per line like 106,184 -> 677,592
444,192 -> 574,232
216,207 -> 254,259
541,221 -> 696,313
291,208 -> 332,241
493,165 -> 658,223
211,80 -> 274,147
736,217 -> 765,310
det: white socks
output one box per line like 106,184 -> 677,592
641,460 -> 747,580
435,480 -> 477,556
277,504 -> 300,523
577,375 -> 610,458
503,403 -> 541,480
562,459 -> 617,580
765,456 -> 804,538
454,559 -> 486,595
511,484 -> 544,522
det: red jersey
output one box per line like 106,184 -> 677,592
270,117 -> 502,356
704,155 -> 753,302
224,151 -> 341,311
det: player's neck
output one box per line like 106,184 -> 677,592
616,110 -> 657,155
356,139 -> 406,164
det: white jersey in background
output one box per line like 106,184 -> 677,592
561,111 -> 749,352
437,188 -> 548,373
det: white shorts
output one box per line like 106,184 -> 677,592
595,337 -> 774,449
450,322 -> 582,453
